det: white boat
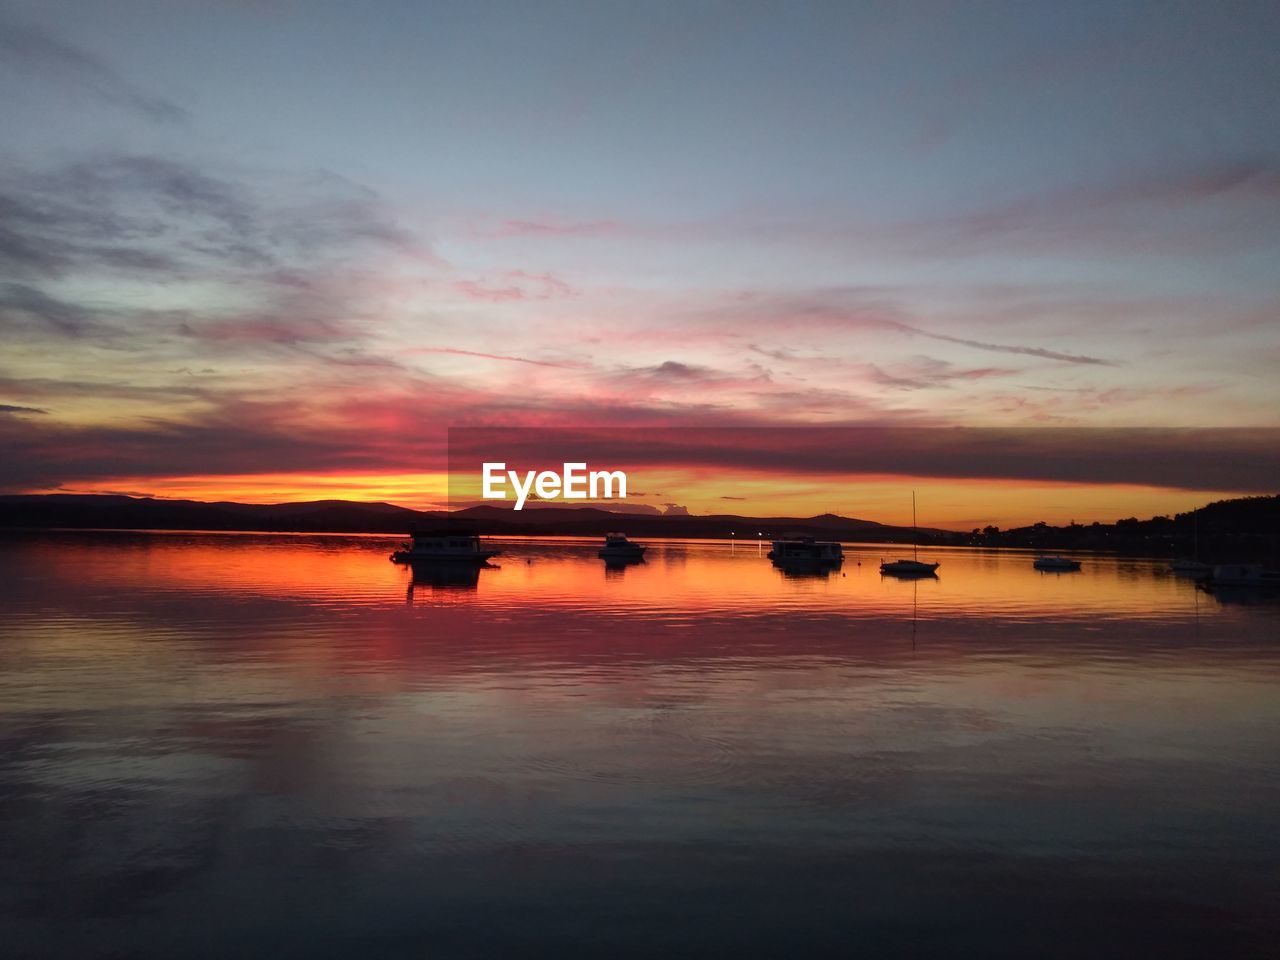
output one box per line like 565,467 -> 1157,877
390,528 -> 499,565
880,492 -> 939,577
1203,564 -> 1280,588
1170,513 -> 1211,576
1034,555 -> 1081,571
768,536 -> 843,567
598,532 -> 646,560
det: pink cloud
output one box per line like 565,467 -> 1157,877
454,270 -> 578,302
493,218 -> 623,238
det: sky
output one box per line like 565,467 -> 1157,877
1,0 -> 1278,526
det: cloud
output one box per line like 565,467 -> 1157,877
893,324 -> 1114,366
727,292 -> 1116,367
0,155 -> 428,282
487,218 -> 623,238
863,358 -> 1022,391
644,361 -> 715,380
445,426 -> 1280,494
0,282 -> 108,337
454,270 -> 577,302
0,14 -> 187,123
404,347 -> 575,368
0,403 -> 47,414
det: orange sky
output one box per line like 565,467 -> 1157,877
47,468 -> 1246,529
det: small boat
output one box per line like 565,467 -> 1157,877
879,558 -> 940,577
1170,514 -> 1211,576
1202,564 -> 1280,589
598,532 -> 646,561
391,528 -> 499,565
880,492 -> 939,577
768,536 -> 843,568
1034,555 -> 1082,571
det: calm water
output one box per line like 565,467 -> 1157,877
1,531 -> 1278,959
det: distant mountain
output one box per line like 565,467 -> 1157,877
7,493 -> 1272,555
0,493 -> 933,542
0,494 -> 425,534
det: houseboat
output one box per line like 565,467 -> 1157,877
768,536 -> 844,568
390,528 -> 499,565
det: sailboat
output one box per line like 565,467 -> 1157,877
1170,511 -> 1211,576
880,492 -> 940,577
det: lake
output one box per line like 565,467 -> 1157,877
1,531 -> 1277,958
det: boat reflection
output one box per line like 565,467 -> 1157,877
406,560 -> 495,597
775,564 -> 841,580
603,555 -> 645,578
1199,582 -> 1280,607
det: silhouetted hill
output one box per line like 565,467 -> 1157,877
4,493 -> 1274,555
0,494 -> 931,541
445,504 -> 931,540
960,495 -> 1280,560
0,494 -> 424,533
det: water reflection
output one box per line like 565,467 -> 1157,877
406,560 -> 491,594
0,531 -> 1277,959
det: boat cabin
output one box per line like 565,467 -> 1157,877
768,537 -> 843,563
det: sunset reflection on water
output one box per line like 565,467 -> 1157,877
1,531 -> 1277,959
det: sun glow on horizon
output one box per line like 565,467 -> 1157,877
28,469 -> 1255,529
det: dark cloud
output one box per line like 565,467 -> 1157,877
447,426 -> 1280,494
0,155 -> 426,282
0,282 -> 108,337
0,403 -> 46,414
0,14 -> 188,123
648,361 -> 713,380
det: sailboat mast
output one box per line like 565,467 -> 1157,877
912,490 -> 918,561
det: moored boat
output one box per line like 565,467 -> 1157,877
768,536 -> 843,568
390,528 -> 500,565
1170,513 -> 1211,576
1034,555 -> 1082,571
879,492 -> 939,577
879,558 -> 940,577
598,532 -> 646,561
1202,564 -> 1280,589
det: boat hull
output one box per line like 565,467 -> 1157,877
880,560 -> 939,577
391,550 -> 499,565
599,547 -> 646,560
1034,558 -> 1081,571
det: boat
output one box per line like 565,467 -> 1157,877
880,558 -> 940,577
1170,513 -> 1211,576
598,532 -> 646,561
1201,564 -> 1280,589
768,536 -> 843,569
390,528 -> 499,565
880,492 -> 939,577
1033,555 -> 1082,571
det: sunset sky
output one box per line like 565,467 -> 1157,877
2,1 -> 1278,527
